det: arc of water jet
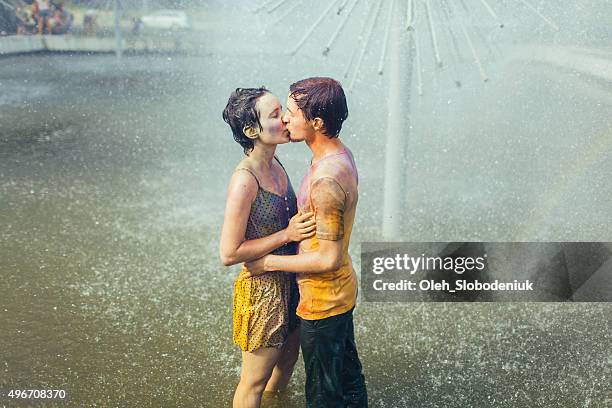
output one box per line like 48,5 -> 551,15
290,0 -> 339,56
455,0 -> 497,64
343,0 -> 377,78
518,0 -> 560,31
478,0 -> 504,28
459,21 -> 489,82
413,29 -> 424,96
267,0 -> 288,14
445,0 -> 487,81
269,0 -> 302,28
406,0 -> 414,31
439,0 -> 464,86
428,1 -> 464,88
378,0 -> 396,74
447,28 -> 464,87
348,0 -> 385,91
323,0 -> 361,56
337,0 -> 350,14
424,0 -> 442,67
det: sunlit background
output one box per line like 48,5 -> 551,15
1,0 -> 611,406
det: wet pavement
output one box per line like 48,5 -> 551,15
1,1 -> 612,406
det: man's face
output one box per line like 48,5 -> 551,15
283,95 -> 313,143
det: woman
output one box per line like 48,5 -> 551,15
220,87 -> 315,408
36,0 -> 51,34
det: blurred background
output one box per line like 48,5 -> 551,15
1,0 -> 611,406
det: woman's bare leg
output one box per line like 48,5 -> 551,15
233,347 -> 283,408
264,328 -> 300,392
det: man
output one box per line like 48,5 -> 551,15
246,77 -> 368,407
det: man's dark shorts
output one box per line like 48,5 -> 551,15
300,308 -> 368,408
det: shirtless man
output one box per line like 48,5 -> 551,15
246,77 -> 368,407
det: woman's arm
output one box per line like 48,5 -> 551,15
219,170 -> 315,266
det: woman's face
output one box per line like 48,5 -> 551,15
252,93 -> 290,147
283,94 -> 313,143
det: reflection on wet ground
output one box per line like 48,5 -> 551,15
2,2 -> 612,404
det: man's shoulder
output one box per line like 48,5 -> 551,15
312,156 -> 349,179
311,162 -> 340,181
312,155 -> 356,186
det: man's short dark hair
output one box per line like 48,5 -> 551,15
222,87 -> 269,155
289,77 -> 348,138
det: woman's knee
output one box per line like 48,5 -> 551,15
239,375 -> 269,394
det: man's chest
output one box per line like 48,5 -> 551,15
297,171 -> 312,212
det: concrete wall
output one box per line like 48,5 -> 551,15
0,35 -> 45,54
0,34 -> 188,55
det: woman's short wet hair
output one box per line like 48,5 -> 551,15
222,87 -> 269,155
289,77 -> 348,138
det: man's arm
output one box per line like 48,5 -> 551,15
246,177 -> 346,275
262,239 -> 343,273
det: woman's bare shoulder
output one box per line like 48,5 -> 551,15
228,158 -> 259,196
233,156 -> 253,171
